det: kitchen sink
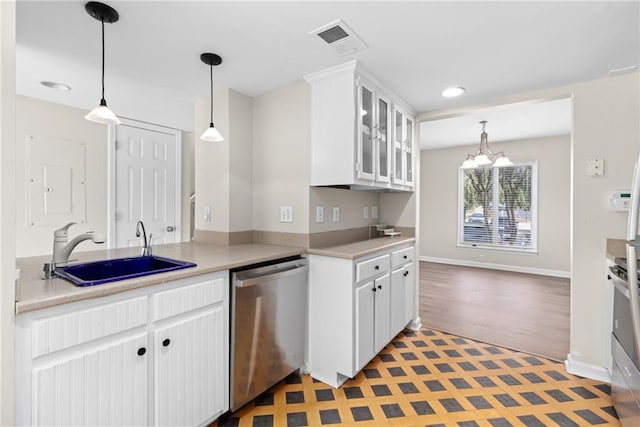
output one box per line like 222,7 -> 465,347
55,255 -> 197,286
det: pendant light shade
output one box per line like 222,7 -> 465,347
460,121 -> 512,169
84,2 -> 120,125
200,53 -> 224,142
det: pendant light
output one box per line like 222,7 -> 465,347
200,53 -> 224,142
84,1 -> 121,125
460,121 -> 513,169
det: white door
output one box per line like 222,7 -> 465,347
154,307 -> 226,426
390,267 -> 406,335
113,120 -> 181,249
32,333 -> 148,426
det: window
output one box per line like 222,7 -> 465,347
459,162 -> 537,251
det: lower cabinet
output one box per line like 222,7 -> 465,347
16,272 -> 229,427
308,243 -> 415,388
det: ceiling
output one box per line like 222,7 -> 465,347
16,1 -> 639,136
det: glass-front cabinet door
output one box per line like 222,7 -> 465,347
393,108 -> 405,185
357,79 -> 375,181
404,115 -> 414,187
375,94 -> 391,183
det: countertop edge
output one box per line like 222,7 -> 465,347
306,237 -> 416,259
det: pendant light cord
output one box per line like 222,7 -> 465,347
209,64 -> 214,125
101,18 -> 106,103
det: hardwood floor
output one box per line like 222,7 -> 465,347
419,261 -> 570,362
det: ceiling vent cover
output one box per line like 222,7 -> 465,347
310,19 -> 368,56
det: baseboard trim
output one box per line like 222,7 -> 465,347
420,256 -> 570,278
565,353 -> 611,383
407,316 -> 422,331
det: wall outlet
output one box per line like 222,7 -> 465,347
332,206 -> 340,222
371,206 -> 379,219
363,206 -> 369,220
280,206 -> 293,223
203,205 -> 211,222
316,206 -> 324,223
479,254 -> 485,262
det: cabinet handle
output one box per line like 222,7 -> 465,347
403,255 -> 408,259
374,265 -> 380,270
404,271 -> 409,277
162,338 -> 171,347
372,286 -> 377,292
377,284 -> 382,290
137,347 -> 146,356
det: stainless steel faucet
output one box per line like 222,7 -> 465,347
136,220 -> 153,257
43,222 -> 106,279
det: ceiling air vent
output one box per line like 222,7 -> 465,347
310,19 -> 368,56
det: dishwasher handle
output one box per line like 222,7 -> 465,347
234,264 -> 307,288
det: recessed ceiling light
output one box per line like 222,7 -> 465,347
442,87 -> 466,98
41,81 -> 71,91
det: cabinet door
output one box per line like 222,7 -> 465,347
375,94 -> 392,183
154,306 -> 226,426
32,333 -> 148,426
374,274 -> 391,353
355,281 -> 375,371
404,116 -> 415,187
404,262 -> 415,325
390,267 -> 407,336
393,108 -> 405,185
357,79 -> 376,181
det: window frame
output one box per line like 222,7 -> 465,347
457,161 -> 538,253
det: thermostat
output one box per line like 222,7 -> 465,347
610,191 -> 631,211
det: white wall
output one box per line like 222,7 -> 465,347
229,90 -> 253,232
14,95 -> 108,257
417,72 -> 640,377
252,81 -> 310,234
420,135 -> 571,274
0,1 -> 16,423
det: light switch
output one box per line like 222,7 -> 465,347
280,206 -> 293,223
203,205 -> 211,222
363,206 -> 369,220
332,206 -> 340,222
587,158 -> 605,176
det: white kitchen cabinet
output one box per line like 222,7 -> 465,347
32,332 -> 148,426
392,107 -> 415,188
16,272 -> 229,427
305,60 -> 415,191
391,246 -> 416,331
308,242 -> 415,388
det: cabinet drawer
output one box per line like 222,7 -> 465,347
356,254 -> 389,283
32,296 -> 148,358
391,247 -> 414,269
153,276 -> 225,321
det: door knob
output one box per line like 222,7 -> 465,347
166,226 -> 175,232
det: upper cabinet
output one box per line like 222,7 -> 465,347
305,61 -> 415,192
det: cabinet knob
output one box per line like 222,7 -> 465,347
162,338 -> 171,347
404,271 -> 409,277
372,287 -> 377,292
137,347 -> 146,356
377,285 -> 382,290
374,265 -> 380,270
403,255 -> 408,259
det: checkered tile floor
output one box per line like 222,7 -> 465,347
213,328 -> 619,426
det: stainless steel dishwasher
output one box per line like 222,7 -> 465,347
230,256 -> 308,412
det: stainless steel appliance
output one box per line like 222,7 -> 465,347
230,257 -> 307,412
611,150 -> 640,426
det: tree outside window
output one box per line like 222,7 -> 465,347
460,163 -> 536,250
